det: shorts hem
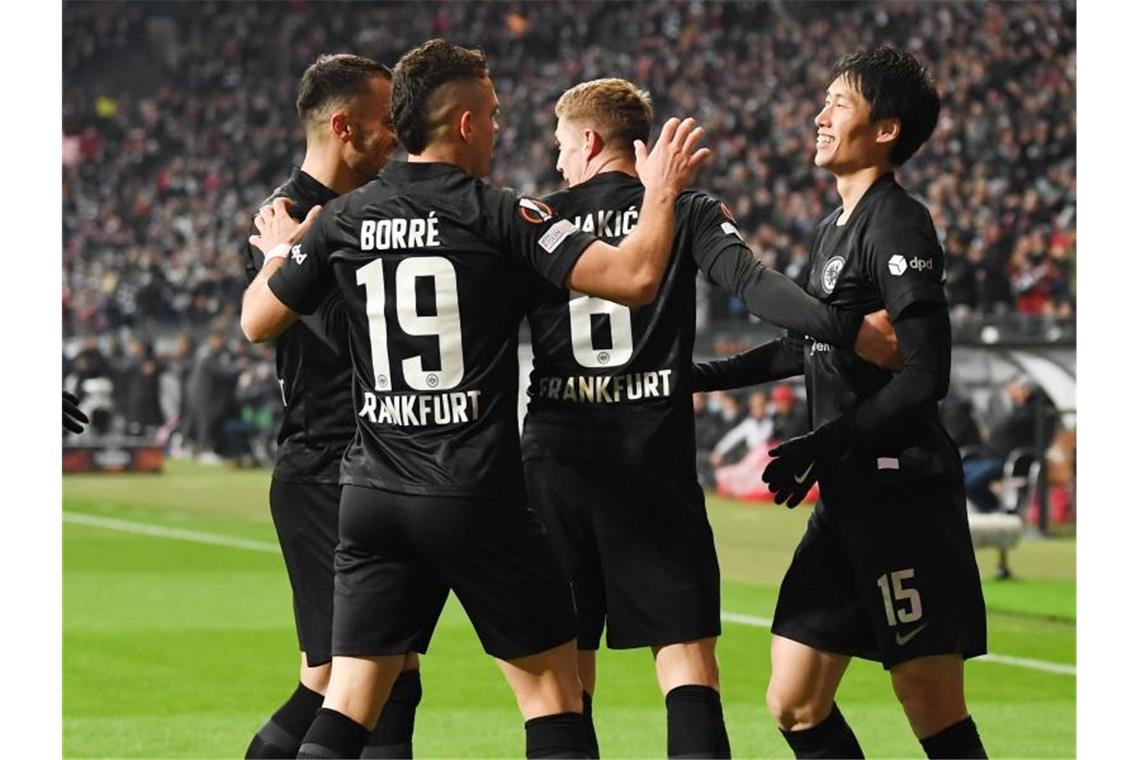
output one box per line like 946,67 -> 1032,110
605,623 -> 723,651
483,634 -> 576,662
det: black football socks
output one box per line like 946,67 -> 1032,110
664,685 -> 731,758
581,691 -> 600,759
920,716 -> 987,759
525,712 -> 590,758
361,670 -> 423,758
245,682 -> 325,758
297,707 -> 371,759
779,703 -> 864,759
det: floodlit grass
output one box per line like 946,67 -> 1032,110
64,461 -> 1075,757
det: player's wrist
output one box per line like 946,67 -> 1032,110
263,243 -> 291,264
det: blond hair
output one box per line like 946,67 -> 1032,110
555,78 -> 653,154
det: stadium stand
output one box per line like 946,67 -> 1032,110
62,1 -> 1075,480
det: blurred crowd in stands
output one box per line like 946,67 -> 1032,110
62,1 -> 1076,469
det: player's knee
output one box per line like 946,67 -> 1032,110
766,684 -> 829,731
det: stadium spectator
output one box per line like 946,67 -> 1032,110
963,376 -> 1059,512
709,390 -> 773,468
187,329 -> 237,461
768,383 -> 808,442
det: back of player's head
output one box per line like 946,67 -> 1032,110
392,39 -> 489,155
555,78 -> 653,154
831,47 -> 940,166
296,53 -> 392,133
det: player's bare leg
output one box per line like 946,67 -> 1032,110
364,652 -> 424,759
296,653 -> 405,759
498,639 -> 590,758
300,651 -> 332,693
575,650 -> 600,757
890,655 -> 986,758
766,635 -> 862,758
653,638 -> 730,758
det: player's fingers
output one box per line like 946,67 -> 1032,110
248,234 -> 262,250
688,147 -> 713,169
656,117 -> 681,150
64,417 -> 84,434
671,117 -> 696,149
253,213 -> 268,233
302,204 -> 323,226
633,139 -> 647,165
271,196 -> 293,216
63,390 -> 79,405
680,125 -> 705,156
69,406 -> 90,424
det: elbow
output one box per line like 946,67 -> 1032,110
621,271 -> 663,307
240,311 -> 270,344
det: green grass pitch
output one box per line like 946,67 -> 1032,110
63,461 -> 1075,758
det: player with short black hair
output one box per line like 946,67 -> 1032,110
240,38 -> 711,759
522,77 -> 899,759
241,53 -> 424,760
693,47 -> 988,759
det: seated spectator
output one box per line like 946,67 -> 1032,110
963,375 -> 1059,512
769,384 -> 809,442
710,390 -> 772,468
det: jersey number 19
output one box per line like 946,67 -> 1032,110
356,257 -> 464,392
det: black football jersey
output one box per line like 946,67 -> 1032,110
802,172 -> 956,468
521,171 -> 767,471
243,168 -> 354,484
267,161 -> 597,498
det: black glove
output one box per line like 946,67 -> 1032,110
762,414 -> 855,508
64,390 -> 89,435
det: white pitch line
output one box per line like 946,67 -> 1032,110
63,511 -> 280,553
65,511 -> 1076,677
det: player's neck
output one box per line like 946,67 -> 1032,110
408,145 -> 480,177
300,148 -> 359,196
834,163 -> 892,224
582,153 -> 636,183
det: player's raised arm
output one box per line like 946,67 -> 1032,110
565,116 -> 711,305
240,197 -> 321,342
691,333 -> 806,392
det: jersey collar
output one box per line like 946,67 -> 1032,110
381,160 -> 467,180
290,167 -> 339,205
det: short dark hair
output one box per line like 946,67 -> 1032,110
392,39 -> 489,154
296,53 -> 391,129
832,47 -> 941,166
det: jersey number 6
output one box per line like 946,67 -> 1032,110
568,295 -> 634,368
356,257 -> 465,392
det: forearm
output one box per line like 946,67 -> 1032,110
850,304 -> 950,436
692,336 -> 804,392
568,188 -> 676,306
706,248 -> 861,347
241,256 -> 297,343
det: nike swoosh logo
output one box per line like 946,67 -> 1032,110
793,463 -> 815,484
895,623 -> 930,647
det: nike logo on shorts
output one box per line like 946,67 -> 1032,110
794,463 -> 815,484
894,623 -> 930,647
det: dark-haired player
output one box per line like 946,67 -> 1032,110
241,39 -> 711,759
694,48 -> 987,759
240,54 -> 422,760
521,77 -> 899,759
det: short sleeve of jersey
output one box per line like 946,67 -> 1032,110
866,207 -> 947,320
267,209 -> 336,316
491,188 -> 597,288
689,194 -> 755,271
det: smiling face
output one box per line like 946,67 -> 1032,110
813,74 -> 895,175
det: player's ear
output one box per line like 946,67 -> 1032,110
458,110 -> 474,143
875,117 -> 902,147
584,129 -> 604,161
330,110 -> 352,144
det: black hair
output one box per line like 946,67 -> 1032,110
392,39 -> 489,154
296,53 -> 391,127
832,46 -> 941,166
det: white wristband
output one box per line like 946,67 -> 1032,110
263,243 -> 291,263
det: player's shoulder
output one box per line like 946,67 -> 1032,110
865,177 -> 935,230
677,188 -> 736,225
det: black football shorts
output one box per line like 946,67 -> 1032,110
771,471 -> 987,670
331,485 -> 576,661
524,459 -> 721,650
269,479 -> 341,667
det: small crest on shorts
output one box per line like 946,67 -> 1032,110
821,255 -> 845,295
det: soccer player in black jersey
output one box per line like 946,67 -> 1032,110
521,78 -> 900,759
240,54 -> 422,760
240,39 -> 711,759
693,48 -> 988,759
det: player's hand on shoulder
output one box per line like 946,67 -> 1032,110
249,197 -> 322,259
763,415 -> 854,508
855,308 -> 902,372
63,390 -> 89,435
634,116 -> 713,197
